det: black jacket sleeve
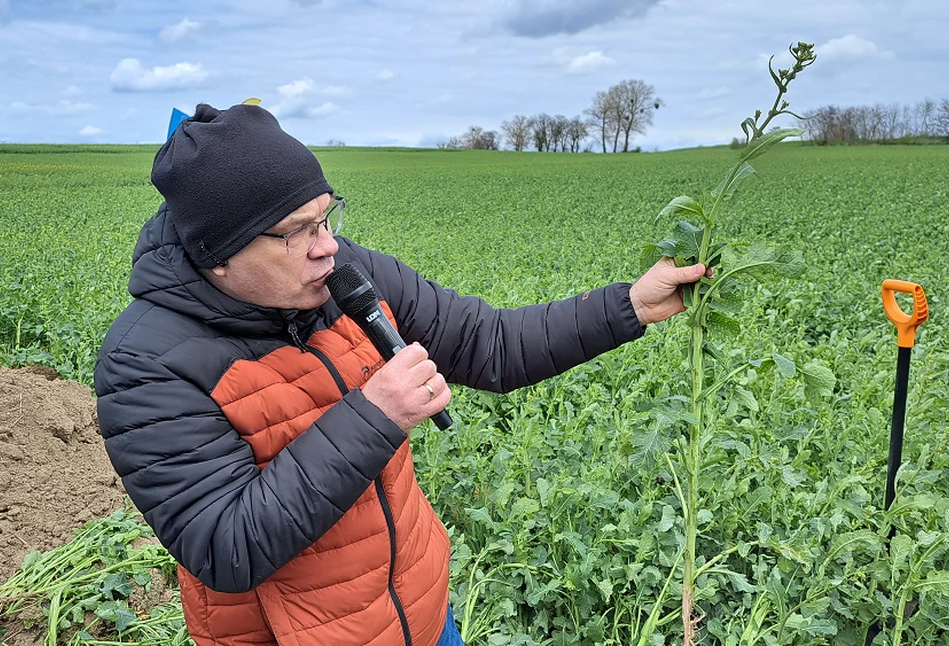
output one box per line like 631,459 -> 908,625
95,304 -> 406,593
337,239 -> 645,392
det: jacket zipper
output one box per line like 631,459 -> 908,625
376,477 -> 413,646
286,319 -> 413,646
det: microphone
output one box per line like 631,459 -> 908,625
326,263 -> 453,430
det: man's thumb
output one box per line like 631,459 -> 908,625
680,263 -> 705,282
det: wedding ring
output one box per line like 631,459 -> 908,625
424,382 -> 435,400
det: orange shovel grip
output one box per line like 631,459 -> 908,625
882,280 -> 928,348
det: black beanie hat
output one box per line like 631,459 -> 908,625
151,103 -> 334,268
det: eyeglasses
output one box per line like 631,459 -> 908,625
259,196 -> 344,257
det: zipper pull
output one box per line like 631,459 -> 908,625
287,320 -> 306,351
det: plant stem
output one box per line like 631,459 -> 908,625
682,309 -> 705,645
679,186 -> 722,643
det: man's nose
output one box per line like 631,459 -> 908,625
308,229 -> 339,259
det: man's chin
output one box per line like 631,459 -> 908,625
298,285 -> 331,311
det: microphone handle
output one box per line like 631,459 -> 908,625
363,314 -> 454,431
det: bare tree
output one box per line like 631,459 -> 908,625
899,103 -> 914,139
567,116 -> 589,153
462,126 -> 485,149
915,99 -> 936,136
936,98 -> 949,142
438,135 -> 464,149
866,103 -> 884,141
531,113 -> 552,152
549,114 -> 570,152
801,98 -> 949,144
584,90 -> 618,153
480,130 -> 500,150
615,79 -> 660,152
881,102 -> 902,141
501,115 -> 532,151
460,126 -> 500,150
606,86 -> 626,152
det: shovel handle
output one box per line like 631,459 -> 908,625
882,280 -> 928,348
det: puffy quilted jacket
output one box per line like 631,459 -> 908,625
95,205 -> 644,646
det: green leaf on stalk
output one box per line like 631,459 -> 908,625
829,530 -> 882,562
890,534 -> 914,575
631,423 -> 674,467
555,531 -> 588,558
707,309 -> 741,337
511,496 -> 540,518
721,569 -> 756,593
682,284 -> 694,309
757,523 -> 773,542
95,600 -> 138,633
100,573 -> 133,600
706,242 -> 727,268
712,162 -> 757,201
739,117 -> 757,143
800,360 -> 836,404
656,195 -> 704,224
657,505 -> 676,532
919,571 -> 949,594
784,614 -> 838,637
739,128 -> 803,164
733,386 -> 759,413
672,220 -> 704,261
772,353 -> 796,379
724,241 -> 805,282
640,240 -> 678,269
465,507 -> 498,531
535,477 -> 553,508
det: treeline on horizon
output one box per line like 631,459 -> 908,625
438,78 -> 661,154
440,89 -> 949,153
794,98 -> 949,145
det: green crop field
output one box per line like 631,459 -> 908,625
1,143 -> 947,645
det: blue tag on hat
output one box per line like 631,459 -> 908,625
166,108 -> 191,141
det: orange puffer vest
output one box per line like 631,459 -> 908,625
177,305 -> 450,646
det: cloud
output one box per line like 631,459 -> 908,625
565,51 -> 615,75
63,85 -> 83,97
289,0 -> 323,5
502,0 -> 661,37
271,101 -> 340,120
818,34 -> 894,63
698,86 -> 731,100
0,0 -> 9,24
79,126 -> 103,135
323,86 -> 352,98
10,100 -> 93,115
160,18 -> 203,43
269,78 -> 343,119
377,69 -> 396,82
110,58 -> 208,92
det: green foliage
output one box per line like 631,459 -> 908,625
1,87 -> 948,644
0,504 -> 189,646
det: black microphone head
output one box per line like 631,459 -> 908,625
326,263 -> 378,315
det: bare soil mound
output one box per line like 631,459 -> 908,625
0,366 -> 126,583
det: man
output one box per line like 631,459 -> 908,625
94,102 -> 708,646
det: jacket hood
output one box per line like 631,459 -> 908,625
129,204 -> 324,338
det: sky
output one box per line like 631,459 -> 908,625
1,0 -> 947,151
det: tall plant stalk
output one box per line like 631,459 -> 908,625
647,43 -> 818,643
